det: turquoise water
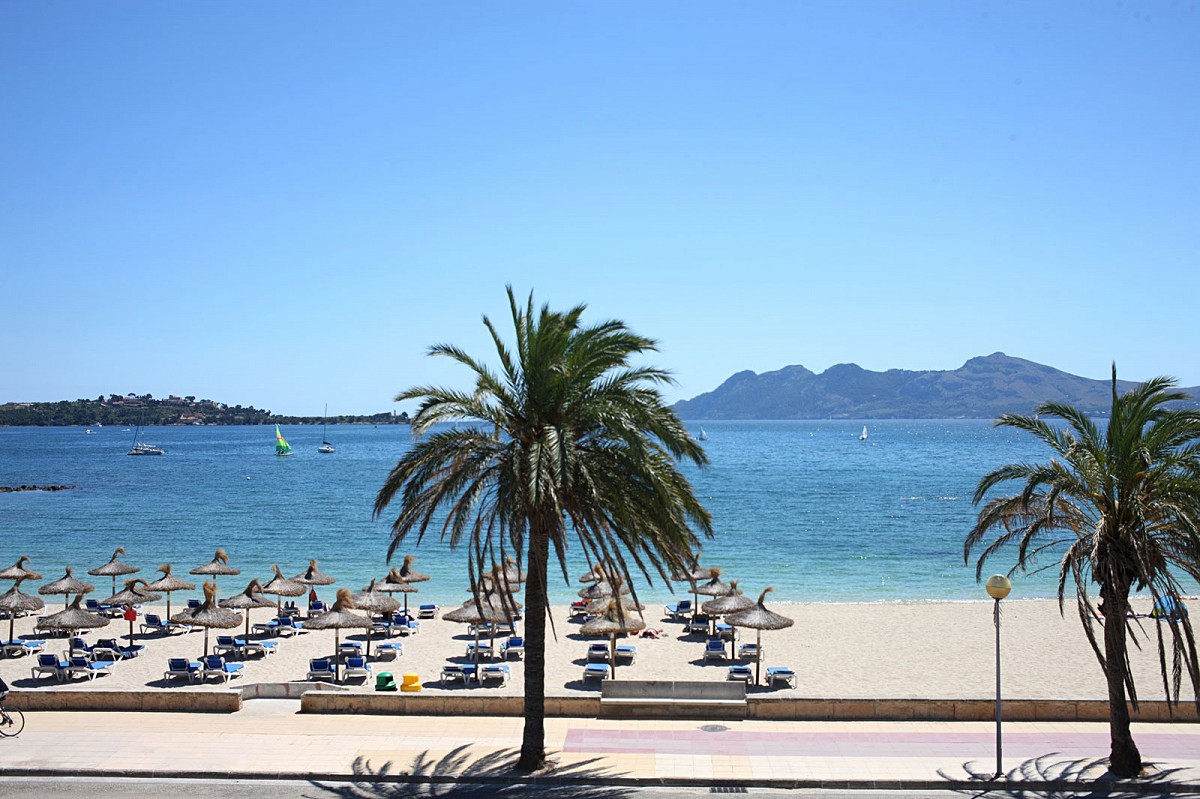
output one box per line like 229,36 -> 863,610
2,421 -> 1183,605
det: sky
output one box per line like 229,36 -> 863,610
3,2 -> 1198,416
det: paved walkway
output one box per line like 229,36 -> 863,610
1,700 -> 1198,792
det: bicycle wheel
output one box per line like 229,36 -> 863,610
0,708 -> 24,737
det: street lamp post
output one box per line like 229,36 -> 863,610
985,574 -> 1012,779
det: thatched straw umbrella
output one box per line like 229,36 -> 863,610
0,556 -> 42,582
578,579 -> 630,603
102,578 -> 162,641
0,576 -> 45,644
379,568 -> 419,616
190,548 -> 240,588
585,594 -> 645,616
293,559 -> 336,605
144,564 -> 196,621
36,593 -> 109,637
171,580 -> 241,656
352,579 -> 401,659
260,564 -> 306,615
444,590 -> 522,670
88,547 -> 140,595
220,579 -> 276,646
302,587 -> 372,681
38,567 -> 95,612
396,554 -> 431,585
725,587 -> 794,685
580,599 -> 646,678
702,579 -> 754,650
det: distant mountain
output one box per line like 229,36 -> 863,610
672,353 -> 1200,420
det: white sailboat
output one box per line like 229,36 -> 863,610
318,404 -> 335,454
697,427 -> 709,442
859,425 -> 868,441
128,415 -> 164,456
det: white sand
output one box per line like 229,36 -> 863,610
0,597 -> 1191,699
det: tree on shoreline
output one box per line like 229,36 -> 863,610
373,288 -> 711,772
965,367 -> 1200,777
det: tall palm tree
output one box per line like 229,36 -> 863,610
374,288 -> 712,772
965,367 -> 1200,777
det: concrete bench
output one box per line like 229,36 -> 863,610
600,680 -> 747,719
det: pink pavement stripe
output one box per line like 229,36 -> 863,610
563,729 -> 1200,759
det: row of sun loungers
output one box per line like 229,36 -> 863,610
164,655 -> 245,683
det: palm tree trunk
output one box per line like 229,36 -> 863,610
1102,584 -> 1142,777
516,523 -> 550,772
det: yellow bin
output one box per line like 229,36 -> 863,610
401,672 -> 422,692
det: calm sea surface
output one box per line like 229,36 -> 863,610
3,422 -> 1192,605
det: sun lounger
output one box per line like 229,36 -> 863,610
276,616 -> 306,636
202,654 -> 244,683
738,642 -> 761,660
338,640 -> 363,656
766,666 -> 796,689
703,638 -> 727,662
501,636 -> 524,660
307,600 -> 328,618
375,642 -> 403,660
164,657 -> 203,683
715,622 -> 733,639
405,620 -> 422,634
687,614 -> 712,634
93,638 -> 142,660
726,664 -> 753,682
466,641 -> 494,659
236,638 -> 277,657
307,657 -> 336,682
139,613 -> 172,635
418,603 -> 439,619
480,663 -> 510,686
615,644 -> 638,664
664,599 -> 692,621
586,642 -> 610,662
32,652 -> 68,682
569,599 -> 589,618
440,663 -> 475,685
2,639 -> 45,658
582,662 -> 610,682
343,655 -> 372,681
68,636 -> 95,659
214,636 -> 241,658
67,655 -> 112,680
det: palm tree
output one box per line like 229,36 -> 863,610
374,288 -> 712,772
965,367 -> 1200,777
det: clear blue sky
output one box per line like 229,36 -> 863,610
4,2 -> 1197,416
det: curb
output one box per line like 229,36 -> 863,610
3,768 -> 1200,794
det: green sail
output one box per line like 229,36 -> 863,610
275,424 -> 292,454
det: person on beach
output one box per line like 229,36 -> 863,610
0,675 -> 9,702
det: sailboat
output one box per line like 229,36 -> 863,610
697,427 -> 709,442
859,425 -> 868,441
128,415 -> 164,456
318,405 -> 335,454
275,424 -> 293,457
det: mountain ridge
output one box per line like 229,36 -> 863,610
673,353 -> 1200,419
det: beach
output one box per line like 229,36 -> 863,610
1,596 -> 1190,701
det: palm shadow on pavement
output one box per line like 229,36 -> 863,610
938,752 -> 1197,799
308,746 -> 634,799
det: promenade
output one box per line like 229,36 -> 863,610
1,700 -> 1198,793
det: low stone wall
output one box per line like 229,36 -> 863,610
10,689 -> 241,713
10,687 -> 1197,723
300,690 -> 599,717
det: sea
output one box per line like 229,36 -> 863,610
3,421 -> 1193,606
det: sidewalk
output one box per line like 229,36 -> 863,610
1,699 -> 1198,792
